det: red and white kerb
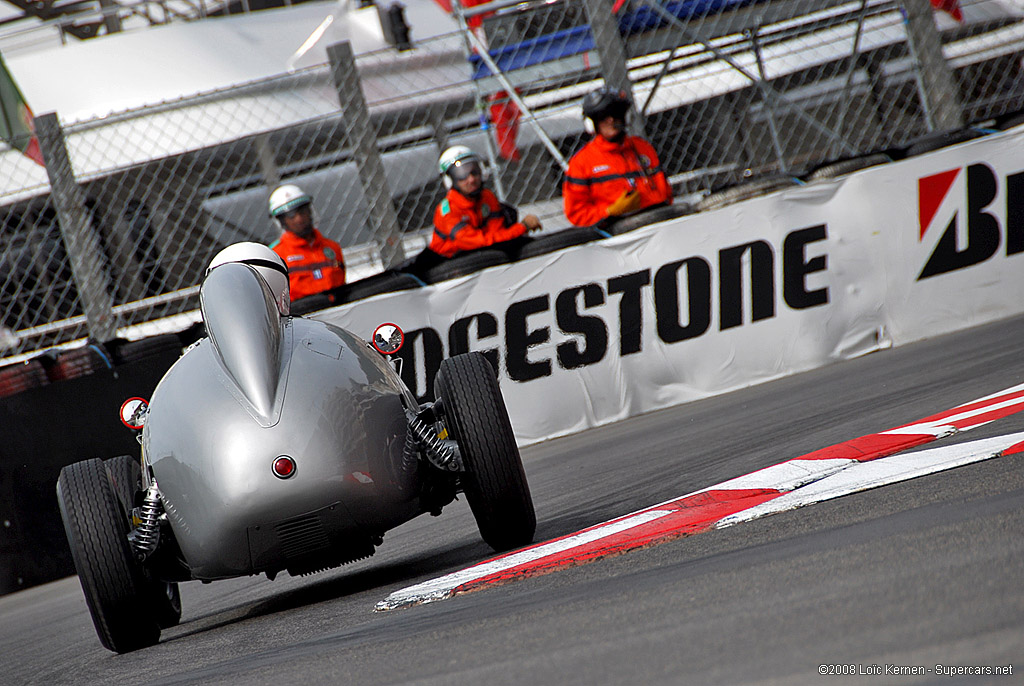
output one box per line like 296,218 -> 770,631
376,381 -> 1024,612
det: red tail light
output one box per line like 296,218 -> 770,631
273,456 -> 296,479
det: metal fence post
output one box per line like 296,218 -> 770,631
327,41 -> 405,269
748,27 -> 788,174
428,103 -> 449,157
582,0 -> 645,137
254,134 -> 281,190
35,112 -> 117,343
900,0 -> 964,132
98,0 -> 122,34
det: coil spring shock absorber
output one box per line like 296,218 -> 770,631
401,426 -> 421,478
406,410 -> 463,472
131,483 -> 163,561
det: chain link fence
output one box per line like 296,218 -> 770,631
2,0 -> 1024,360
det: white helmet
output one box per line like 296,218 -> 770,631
268,184 -> 313,220
207,242 -> 290,316
438,145 -> 483,189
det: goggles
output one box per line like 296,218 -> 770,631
448,159 -> 483,181
278,202 -> 312,219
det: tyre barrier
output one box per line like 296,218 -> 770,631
292,270 -> 426,315
177,321 -> 207,348
420,248 -> 512,284
805,153 -> 893,182
290,291 -> 337,316
604,203 -> 696,236
336,270 -> 423,303
996,109 -> 1024,131
0,359 -> 49,398
515,227 -> 606,259
902,127 -> 986,158
0,331 -> 187,403
45,343 -> 114,382
108,334 -> 185,365
695,173 -> 801,212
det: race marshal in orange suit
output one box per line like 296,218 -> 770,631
268,184 -> 346,301
563,87 -> 672,227
429,145 -> 542,258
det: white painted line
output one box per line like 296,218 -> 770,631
716,431 -> 1024,528
375,509 -> 672,611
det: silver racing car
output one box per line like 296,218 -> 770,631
56,247 -> 535,653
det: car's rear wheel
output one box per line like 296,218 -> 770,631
104,455 -> 182,629
57,458 -> 161,653
434,352 -> 536,552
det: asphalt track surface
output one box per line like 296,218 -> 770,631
3,314 -> 1024,685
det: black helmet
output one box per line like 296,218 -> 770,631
582,87 -> 631,123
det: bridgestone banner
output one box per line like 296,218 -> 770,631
315,127 -> 1024,444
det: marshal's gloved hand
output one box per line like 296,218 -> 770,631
522,214 -> 542,232
606,189 -> 641,217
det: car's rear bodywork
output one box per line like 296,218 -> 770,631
144,264 -> 422,579
57,259 -> 536,652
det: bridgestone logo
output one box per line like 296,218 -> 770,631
917,162 -> 1024,279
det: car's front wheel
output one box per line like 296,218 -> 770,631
434,352 -> 536,552
104,455 -> 182,629
57,458 -> 161,653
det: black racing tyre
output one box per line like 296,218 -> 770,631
110,334 -> 183,364
903,127 -> 984,157
291,270 -> 423,314
997,111 -> 1024,131
337,270 -> 422,303
604,202 -> 695,236
696,174 -> 798,212
104,455 -> 182,629
0,359 -> 49,398
290,292 -> 335,315
806,153 -> 892,182
57,458 -> 161,653
422,249 -> 510,284
515,227 -> 604,259
105,455 -> 140,512
434,352 -> 536,552
46,344 -> 112,381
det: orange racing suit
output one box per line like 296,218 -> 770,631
270,228 -> 346,301
430,187 -> 528,258
563,134 -> 672,227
